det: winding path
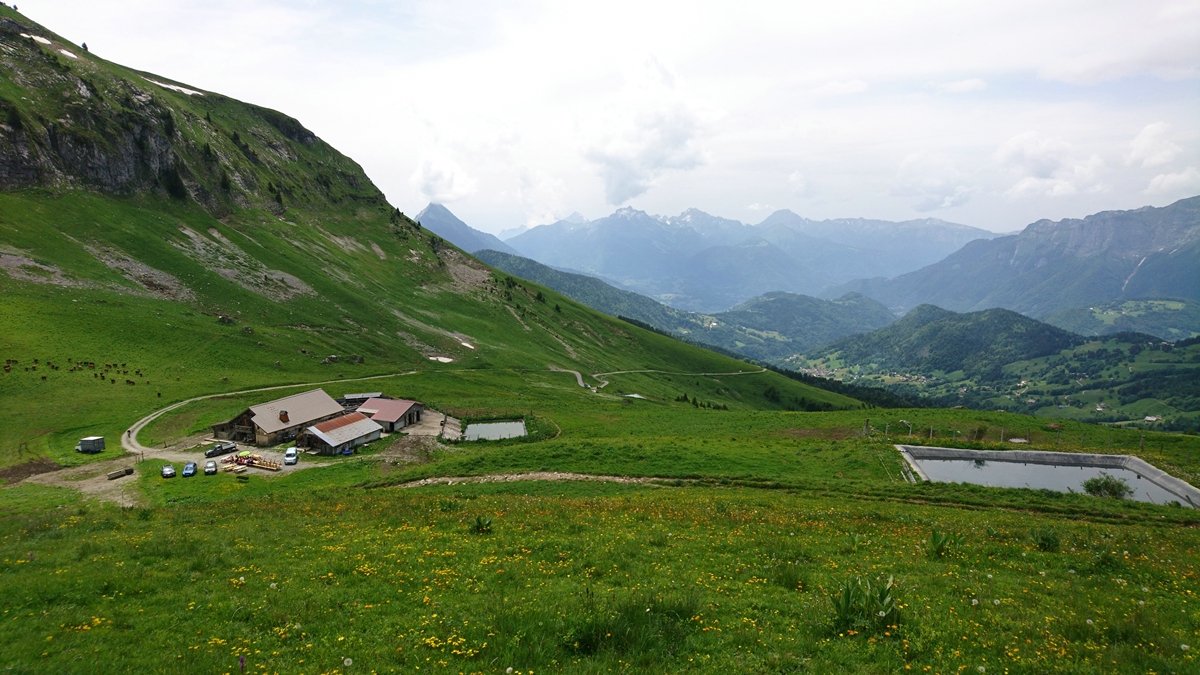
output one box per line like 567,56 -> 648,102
392,472 -> 689,489
548,364 -> 767,390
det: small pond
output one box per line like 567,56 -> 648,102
914,458 -> 1187,506
463,420 -> 527,441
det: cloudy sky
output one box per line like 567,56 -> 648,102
23,0 -> 1200,233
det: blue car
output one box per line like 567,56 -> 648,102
182,461 -> 197,478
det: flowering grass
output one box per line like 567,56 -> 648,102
1,480 -> 1196,674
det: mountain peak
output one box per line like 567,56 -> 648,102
562,212 -> 589,224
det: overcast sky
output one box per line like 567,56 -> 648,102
22,0 -> 1200,233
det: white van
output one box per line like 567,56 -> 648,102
283,447 -> 299,465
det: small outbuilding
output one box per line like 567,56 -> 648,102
299,412 -> 383,455
211,389 -> 345,446
356,397 -> 425,432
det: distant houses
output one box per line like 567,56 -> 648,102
211,388 -> 426,454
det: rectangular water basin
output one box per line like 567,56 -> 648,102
898,445 -> 1198,508
463,420 -> 527,441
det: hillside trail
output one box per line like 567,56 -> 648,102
549,364 -> 767,390
392,472 -> 691,489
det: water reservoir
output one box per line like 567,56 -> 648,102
463,420 -> 527,441
898,445 -> 1198,508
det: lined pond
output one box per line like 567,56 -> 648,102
462,420 -> 527,441
914,458 -> 1187,506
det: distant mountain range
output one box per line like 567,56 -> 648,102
475,250 -> 897,362
503,207 -> 998,312
415,203 -> 519,256
825,196 -> 1200,317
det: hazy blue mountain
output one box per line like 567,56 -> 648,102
415,203 -> 518,255
475,250 -> 897,362
825,196 -> 1200,316
506,206 -> 993,312
760,211 -> 999,279
1041,299 -> 1200,341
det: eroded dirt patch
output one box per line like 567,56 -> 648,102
172,226 -> 315,301
85,244 -> 195,301
0,458 -> 63,486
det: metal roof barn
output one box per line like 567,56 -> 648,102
305,412 -> 383,454
250,389 -> 343,435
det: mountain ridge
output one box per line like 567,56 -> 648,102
825,196 -> 1200,316
506,205 -> 996,312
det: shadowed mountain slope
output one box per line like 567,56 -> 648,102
826,197 -> 1200,316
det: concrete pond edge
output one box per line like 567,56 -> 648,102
895,444 -> 1200,507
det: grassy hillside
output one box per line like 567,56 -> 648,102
1042,298 -> 1200,341
0,8 -> 856,470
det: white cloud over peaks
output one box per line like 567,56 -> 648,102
1127,122 -> 1182,168
809,80 -> 869,98
584,57 -> 708,205
409,157 -> 477,203
891,151 -> 975,212
1144,167 -> 1200,195
516,169 -> 566,227
936,78 -> 987,93
787,171 -> 812,197
994,132 -> 1106,198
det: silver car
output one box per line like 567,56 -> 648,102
160,464 -> 176,478
204,460 -> 218,475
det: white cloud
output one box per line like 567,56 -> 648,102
583,57 -> 708,205
994,132 -> 1106,198
936,78 -> 987,93
1144,167 -> 1200,195
747,202 -> 773,211
515,169 -> 565,227
1127,122 -> 1182,168
409,157 -> 477,203
891,152 -> 975,211
787,171 -> 811,196
809,80 -> 868,98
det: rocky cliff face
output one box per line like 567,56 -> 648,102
0,10 -> 384,217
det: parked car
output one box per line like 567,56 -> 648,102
160,464 -> 176,478
182,461 -> 197,478
205,441 -> 237,458
283,447 -> 298,465
204,460 -> 218,475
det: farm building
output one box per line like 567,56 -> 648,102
211,389 -> 345,446
339,392 -> 383,410
299,412 -> 383,454
356,397 -> 425,432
